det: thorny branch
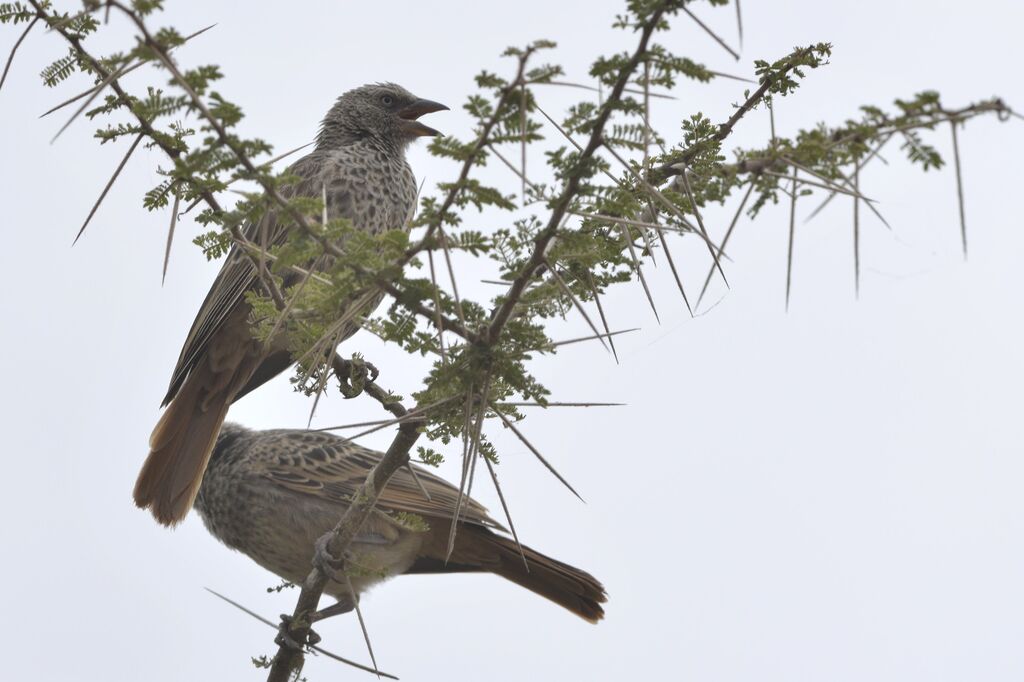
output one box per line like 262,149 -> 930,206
487,2 -> 672,341
27,0 -> 292,309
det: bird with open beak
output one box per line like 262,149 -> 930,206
135,83 -> 447,526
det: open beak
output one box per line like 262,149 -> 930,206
398,98 -> 449,137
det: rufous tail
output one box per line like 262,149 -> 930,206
134,365 -> 235,526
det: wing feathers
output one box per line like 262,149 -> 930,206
162,155 -> 327,405
250,430 -> 500,530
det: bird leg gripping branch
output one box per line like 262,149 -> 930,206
331,355 -> 380,399
266,352 -> 425,682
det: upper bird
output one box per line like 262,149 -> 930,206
134,83 -> 448,526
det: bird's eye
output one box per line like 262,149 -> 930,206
381,95 -> 394,106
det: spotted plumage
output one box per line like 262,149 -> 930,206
195,423 -> 607,623
135,84 -> 448,526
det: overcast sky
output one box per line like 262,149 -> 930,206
2,1 -> 1023,680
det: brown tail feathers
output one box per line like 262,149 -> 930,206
487,532 -> 607,623
134,364 -> 237,526
414,526 -> 607,623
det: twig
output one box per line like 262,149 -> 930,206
162,191 -> 180,284
853,158 -> 860,298
436,225 -> 467,327
32,1 -> 290,309
448,375 -> 491,560
497,401 -> 624,407
38,23 -> 215,118
804,134 -> 892,224
0,16 -> 38,94
50,54 -> 129,143
491,402 -> 583,501
314,395 -> 459,440
762,169 -> 873,201
677,165 -> 728,287
950,120 -> 968,258
446,383 -> 476,562
520,82 -> 527,205
682,6 -> 740,60
602,143 -> 719,311
783,156 -> 891,229
735,0 -> 743,48
537,79 -> 678,99
72,132 -> 143,244
615,223 -> 660,322
655,217 -> 693,315
401,48 -> 537,259
203,588 -> 397,679
571,210 -> 695,235
344,574 -> 380,678
405,462 -> 431,501
548,260 -> 615,349
425,250 -> 448,363
584,271 -> 619,363
43,7 -> 95,32
785,168 -> 798,311
487,6 -> 670,342
696,180 -> 753,310
657,47 -> 833,181
489,144 -> 543,194
543,327 -> 640,350
483,454 -> 528,570
181,140 -> 314,216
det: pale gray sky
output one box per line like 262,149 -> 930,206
1,1 -> 1023,680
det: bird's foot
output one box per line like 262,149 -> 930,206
332,355 -> 379,399
364,360 -> 380,383
276,614 -> 321,650
312,533 -> 350,585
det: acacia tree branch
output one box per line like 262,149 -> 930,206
652,46 -> 820,183
409,49 -> 537,248
27,0 -> 291,310
0,15 -> 38,93
486,1 -> 674,342
733,99 -> 1011,175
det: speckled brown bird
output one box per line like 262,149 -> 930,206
135,84 -> 448,527
195,423 -> 607,623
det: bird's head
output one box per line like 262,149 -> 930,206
317,83 -> 448,152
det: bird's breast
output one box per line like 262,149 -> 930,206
322,147 -> 417,236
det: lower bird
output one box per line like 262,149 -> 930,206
195,423 -> 607,623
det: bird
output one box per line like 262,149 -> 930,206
194,423 -> 607,623
134,84 -> 448,527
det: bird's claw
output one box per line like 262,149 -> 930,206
313,534 -> 349,585
333,356 -> 379,399
275,615 -> 321,650
365,360 -> 380,383
337,380 -> 360,399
